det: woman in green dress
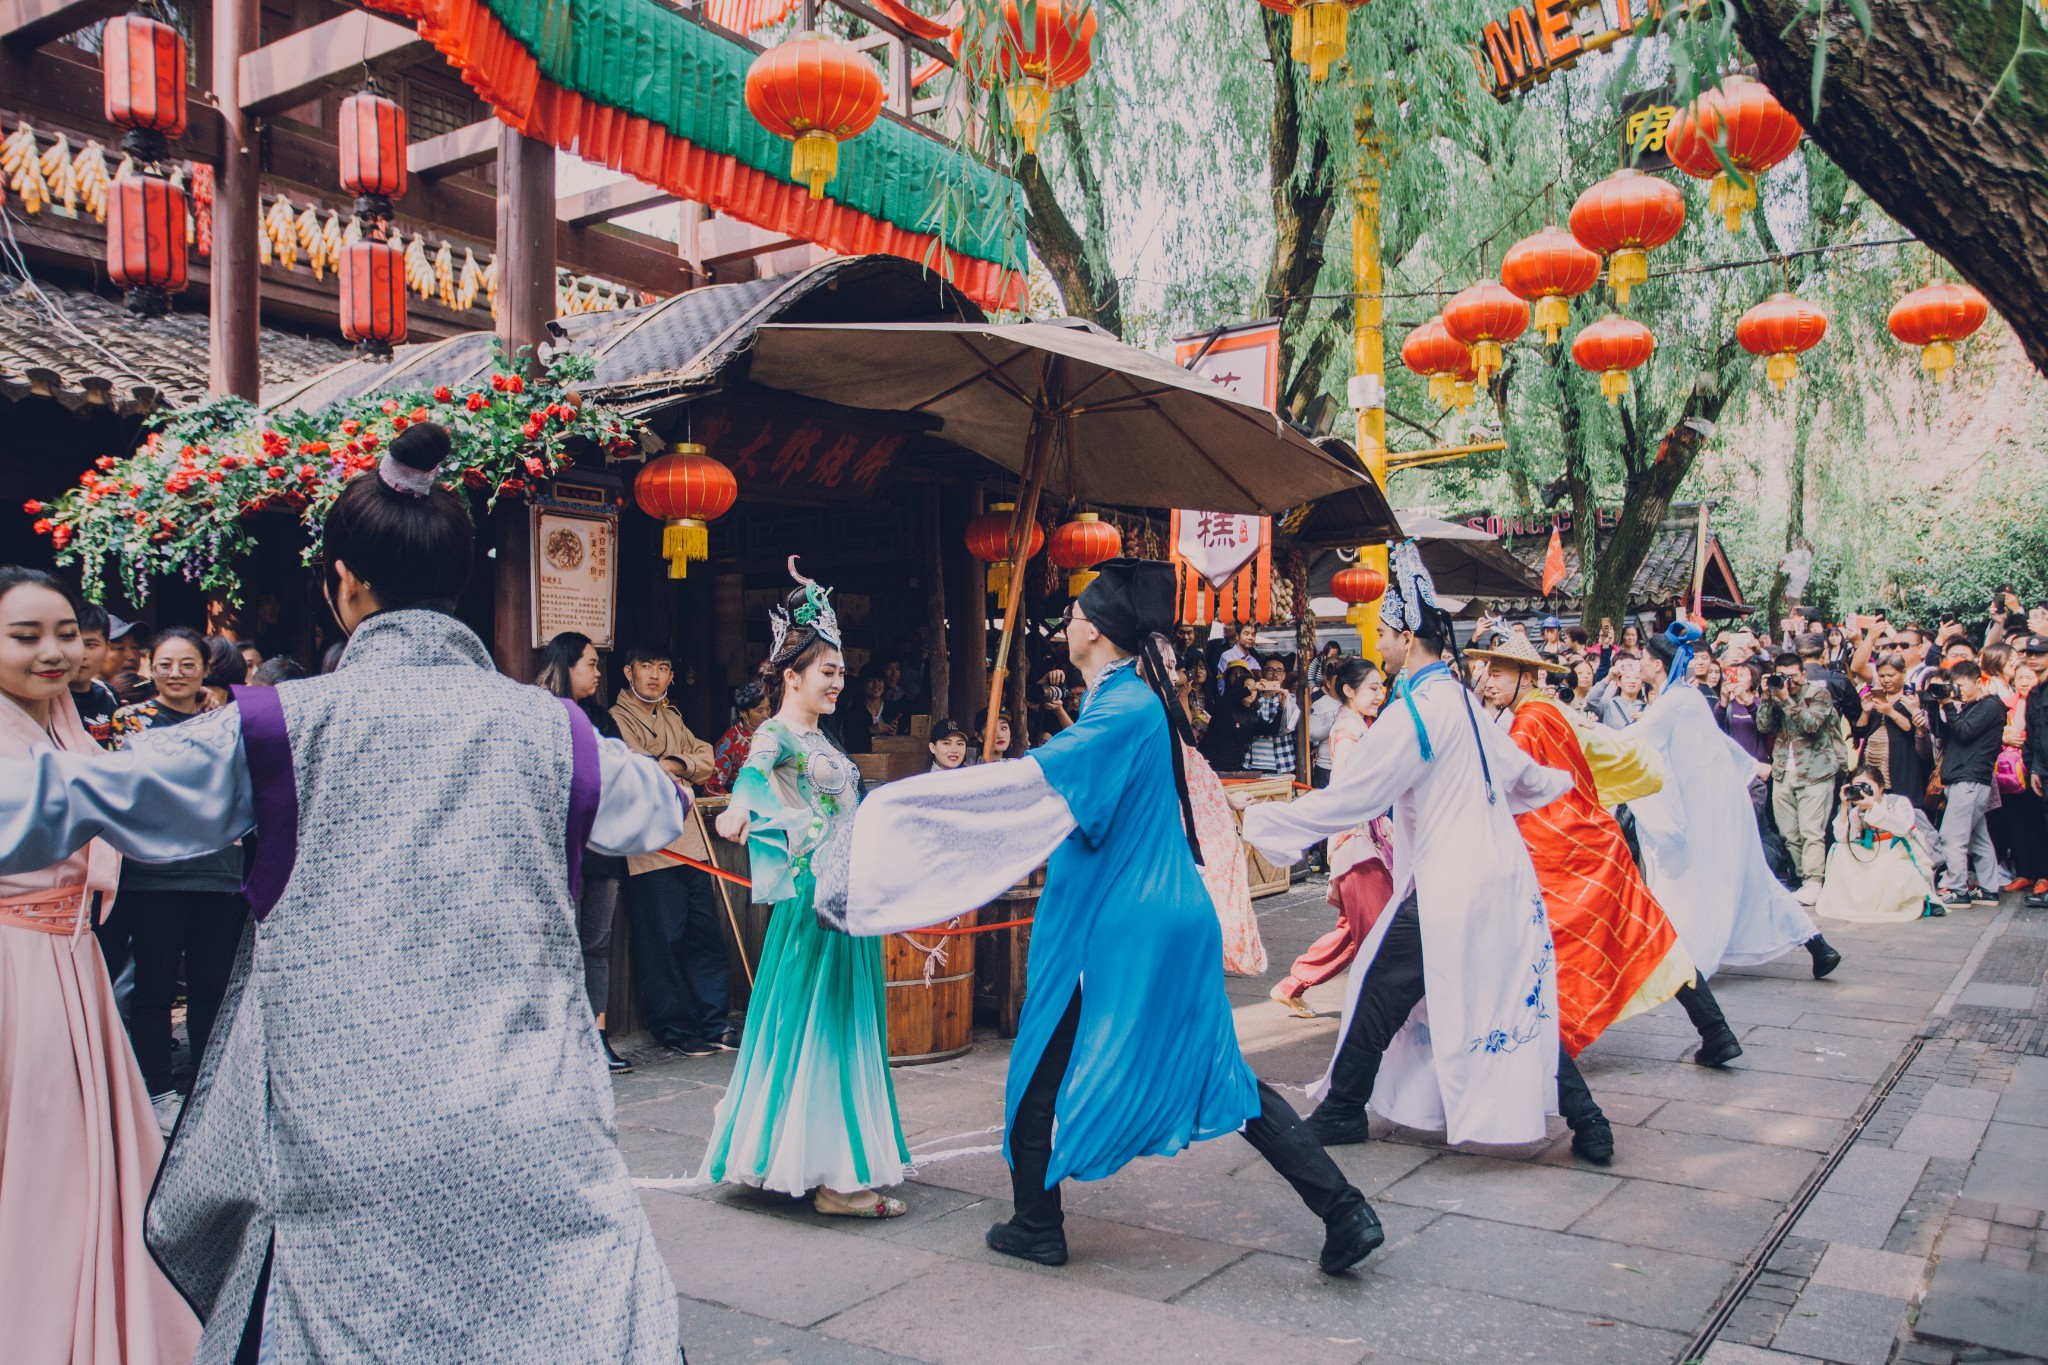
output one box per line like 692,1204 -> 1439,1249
707,563 -> 910,1217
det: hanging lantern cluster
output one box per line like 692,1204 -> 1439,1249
745,32 -> 885,199
634,443 -> 739,579
1571,314 -> 1656,403
1501,227 -> 1601,345
1401,318 -> 1476,410
1441,281 -> 1529,388
1737,292 -> 1827,391
951,0 -> 1097,157
334,84 -> 410,358
1048,512 -> 1121,596
99,9 -> 188,315
1254,0 -> 1368,83
1330,563 -> 1386,631
1888,280 -> 1989,384
1569,169 -> 1686,308
1663,75 -> 1803,235
966,502 -> 1045,601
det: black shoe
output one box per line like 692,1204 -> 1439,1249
1318,1199 -> 1385,1274
710,1030 -> 741,1053
2025,893 -> 2048,910
603,1033 -> 633,1074
666,1040 -> 717,1058
986,1219 -> 1068,1266
1305,1104 -> 1372,1148
1924,900 -> 1950,917
1693,1025 -> 1744,1068
1570,1118 -> 1615,1165
1805,935 -> 1842,980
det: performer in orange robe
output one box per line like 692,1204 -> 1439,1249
1469,637 -> 1694,1056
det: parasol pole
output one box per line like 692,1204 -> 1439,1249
984,369 -> 1062,761
1689,499 -> 1714,623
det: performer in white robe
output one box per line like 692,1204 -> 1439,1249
1627,624 -> 1840,983
1240,544 -> 1606,1158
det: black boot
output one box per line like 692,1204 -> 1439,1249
1805,934 -> 1842,980
1238,1082 -> 1384,1273
1320,1200 -> 1385,1274
986,1219 -> 1069,1266
602,1031 -> 633,1075
1570,1116 -> 1615,1165
1675,975 -> 1744,1067
1557,1054 -> 1613,1165
1305,1101 -> 1373,1147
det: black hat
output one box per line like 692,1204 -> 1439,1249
1076,558 -> 1177,653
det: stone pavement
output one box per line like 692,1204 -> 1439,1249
611,879 -> 2048,1365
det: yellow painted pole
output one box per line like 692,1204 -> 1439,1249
1351,99 -> 1389,664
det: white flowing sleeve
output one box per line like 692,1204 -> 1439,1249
589,736 -> 690,857
1242,704 -> 1430,866
0,705 -> 253,871
815,758 -> 1076,936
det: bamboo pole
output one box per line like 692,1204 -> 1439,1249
983,367 -> 1062,761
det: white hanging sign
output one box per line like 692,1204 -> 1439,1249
1175,510 -> 1265,590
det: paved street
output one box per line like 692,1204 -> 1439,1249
613,879 -> 2048,1365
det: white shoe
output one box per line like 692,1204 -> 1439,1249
149,1089 -> 182,1138
1794,880 -> 1822,906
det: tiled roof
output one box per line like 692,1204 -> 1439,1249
1495,503 -> 1749,617
0,275 -> 351,416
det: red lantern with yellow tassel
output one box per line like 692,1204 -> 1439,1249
1331,563 -> 1387,631
1253,0 -> 1368,83
745,32 -> 885,199
1737,292 -> 1827,392
950,0 -> 1097,156
1571,314 -> 1656,404
1401,317 -> 1469,408
1663,74 -> 1803,234
1887,281 -> 1989,384
966,502 -> 1045,601
1501,227 -> 1601,345
634,443 -> 738,579
1569,169 -> 1687,308
1048,512 -> 1121,596
1441,281 -> 1529,388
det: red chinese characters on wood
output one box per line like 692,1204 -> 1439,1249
107,171 -> 187,315
696,404 -> 910,499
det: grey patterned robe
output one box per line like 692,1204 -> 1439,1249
141,611 -> 680,1362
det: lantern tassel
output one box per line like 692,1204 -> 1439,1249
1345,602 -> 1374,630
1765,353 -> 1798,390
1451,380 -> 1476,410
663,517 -> 709,578
1608,248 -> 1648,308
1470,339 -> 1503,387
1306,0 -> 1348,82
790,129 -> 838,199
1534,296 -> 1570,345
1600,370 -> 1630,403
1006,79 -> 1053,157
1921,341 -> 1955,383
1068,569 -> 1099,597
1289,8 -> 1311,62
988,563 -> 1012,601
1428,373 -> 1453,405
1710,172 -> 1757,234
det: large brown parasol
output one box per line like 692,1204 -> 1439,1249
744,320 -> 1387,756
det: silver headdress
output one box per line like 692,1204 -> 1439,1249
1380,539 -> 1441,632
768,555 -> 842,658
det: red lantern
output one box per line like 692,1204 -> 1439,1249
1569,169 -> 1686,308
1440,281 -> 1529,387
1887,281 -> 1989,384
101,13 -> 187,143
1048,511 -> 1121,596
1737,292 -> 1827,391
339,238 -> 408,359
951,0 -> 1097,155
966,501 -> 1045,600
106,171 -> 187,315
1501,226 -> 1601,345
1570,314 -> 1656,404
1331,563 -> 1386,630
1401,317 -> 1469,408
634,443 -> 738,579
338,89 -> 408,203
1664,75 -> 1803,234
1253,0 -> 1368,83
745,32 -> 886,199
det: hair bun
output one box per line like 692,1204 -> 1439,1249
388,420 -> 452,474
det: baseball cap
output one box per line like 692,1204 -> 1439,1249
1540,615 -> 1562,629
106,613 -> 142,641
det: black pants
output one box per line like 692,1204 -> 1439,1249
125,887 -> 247,1096
1317,893 -> 1603,1131
1007,988 -> 1365,1233
627,865 -> 731,1048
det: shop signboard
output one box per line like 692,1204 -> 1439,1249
531,478 -> 619,648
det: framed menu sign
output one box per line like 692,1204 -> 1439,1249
530,499 -> 618,649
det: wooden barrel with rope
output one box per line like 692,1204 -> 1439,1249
885,909 -> 980,1065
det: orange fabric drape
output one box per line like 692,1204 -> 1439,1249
363,0 -> 1025,311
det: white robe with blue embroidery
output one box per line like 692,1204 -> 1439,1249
1242,665 -> 1574,1146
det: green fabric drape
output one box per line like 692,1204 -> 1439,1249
485,0 -> 1023,266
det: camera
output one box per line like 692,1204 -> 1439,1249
1844,780 -> 1875,802
1765,673 -> 1787,691
1921,676 -> 1952,702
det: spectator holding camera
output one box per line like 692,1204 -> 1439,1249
1855,652 -> 1932,812
1930,660 -> 2009,907
1756,651 -> 1844,905
1242,654 -> 1302,779
1815,766 -> 1939,922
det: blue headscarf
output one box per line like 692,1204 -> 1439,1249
1658,620 -> 1704,694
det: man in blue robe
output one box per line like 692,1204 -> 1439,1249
821,560 -> 1383,1276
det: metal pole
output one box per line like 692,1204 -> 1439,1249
1352,99 -> 1389,664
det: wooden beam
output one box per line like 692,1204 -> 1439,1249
557,178 -> 676,228
408,118 -> 499,179
236,11 -> 431,118
697,215 -> 805,268
0,0 -> 124,49
0,42 -> 225,160
212,0 -> 260,399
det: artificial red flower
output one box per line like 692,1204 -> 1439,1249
507,375 -> 525,394
267,466 -> 286,481
96,456 -> 116,471
206,470 -> 224,484
381,399 -> 400,414
524,457 -> 543,475
79,472 -> 98,487
392,415 -> 409,432
461,468 -> 488,489
498,477 -> 526,494
50,526 -> 70,549
133,511 -> 150,525
340,420 -> 361,437
298,464 -> 318,484
21,499 -> 41,514
490,374 -> 508,392
434,386 -> 452,402
360,432 -> 381,451
31,517 -> 51,534
466,393 -> 488,412
410,407 -> 429,423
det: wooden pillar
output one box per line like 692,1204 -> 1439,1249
209,0 -> 261,399
943,485 -> 985,725
491,127 -> 554,677
491,505 -> 534,680
922,484 -> 950,724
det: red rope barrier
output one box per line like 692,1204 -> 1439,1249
657,849 -> 755,888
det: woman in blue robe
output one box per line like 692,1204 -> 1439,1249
820,559 -> 1383,1276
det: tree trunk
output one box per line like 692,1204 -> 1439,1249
1020,109 -> 1124,335
1734,0 -> 2048,374
1264,10 -> 1341,420
1766,398 -> 1812,625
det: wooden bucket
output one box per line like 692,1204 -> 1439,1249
885,911 -> 978,1065
973,873 -> 1045,1039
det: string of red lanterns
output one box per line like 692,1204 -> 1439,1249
99,9 -> 188,316
336,84 -> 409,359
